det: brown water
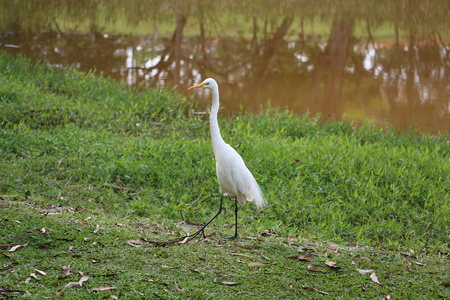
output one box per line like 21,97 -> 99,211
1,1 -> 449,133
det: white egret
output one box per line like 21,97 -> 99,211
186,78 -> 266,240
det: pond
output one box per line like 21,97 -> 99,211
1,1 -> 449,133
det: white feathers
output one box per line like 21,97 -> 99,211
192,78 -> 266,210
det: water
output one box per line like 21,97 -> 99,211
1,1 -> 449,133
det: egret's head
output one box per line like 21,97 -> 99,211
188,78 -> 217,91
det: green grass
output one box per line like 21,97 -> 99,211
1,52 -> 449,298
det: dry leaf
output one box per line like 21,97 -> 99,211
9,243 -> 27,252
220,281 -> 238,286
57,159 -> 63,168
93,224 -> 100,233
35,269 -> 47,276
230,253 -> 253,258
370,272 -> 381,285
25,277 -> 32,284
325,248 -> 338,253
3,268 -> 15,274
91,286 -> 117,291
248,262 -> 268,267
124,239 -> 156,247
79,276 -> 89,286
190,268 -> 200,274
302,286 -> 329,295
440,282 -> 450,287
178,236 -> 190,244
174,280 -> 184,292
307,264 -> 322,272
80,220 -> 89,226
288,283 -> 295,291
299,255 -> 312,261
65,282 -> 80,289
162,265 -> 173,269
62,266 -> 76,276
20,152 -> 31,159
285,255 -> 299,260
325,260 -> 341,269
356,269 -> 374,275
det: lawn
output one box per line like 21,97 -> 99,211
1,52 -> 449,298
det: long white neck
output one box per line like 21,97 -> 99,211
209,85 -> 225,154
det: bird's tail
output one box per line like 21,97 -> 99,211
244,177 -> 266,210
252,184 -> 266,210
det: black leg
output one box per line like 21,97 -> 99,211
183,194 -> 224,241
225,196 -> 239,240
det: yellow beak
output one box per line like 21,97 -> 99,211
188,82 -> 207,90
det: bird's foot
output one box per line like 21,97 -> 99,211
183,228 -> 206,241
223,234 -> 239,241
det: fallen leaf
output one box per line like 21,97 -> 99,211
307,264 -> 322,272
234,258 -> 245,264
65,282 -> 80,289
356,269 -> 374,275
62,266 -> 76,276
299,255 -> 312,261
80,220 -> 89,226
230,253 -> 253,258
9,243 -> 27,252
285,255 -> 299,260
439,282 -> 450,287
220,281 -> 238,286
412,261 -> 425,266
190,269 -> 200,274
174,280 -> 184,292
261,230 -> 275,236
325,248 -> 338,253
370,272 -> 381,285
37,242 -> 52,248
124,239 -> 156,247
20,152 -> 31,159
248,262 -> 268,267
325,260 -> 341,269
0,242 -> 20,249
29,273 -> 37,279
162,265 -> 173,269
91,286 -> 117,291
35,269 -> 47,276
93,224 -> 100,233
178,236 -> 190,244
288,283 -> 295,291
57,159 -> 63,168
302,286 -> 329,295
3,268 -> 15,274
78,276 -> 89,286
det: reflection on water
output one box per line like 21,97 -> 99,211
1,1 -> 449,133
